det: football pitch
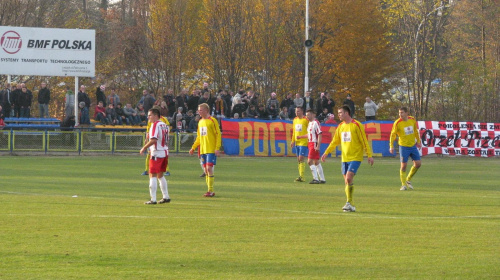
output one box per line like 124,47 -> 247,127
1,155 -> 499,279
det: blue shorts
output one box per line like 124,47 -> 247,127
201,153 -> 217,167
341,161 -> 361,175
295,145 -> 309,157
399,145 -> 421,163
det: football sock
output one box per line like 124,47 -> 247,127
317,164 -> 325,181
299,162 -> 305,178
400,170 -> 407,186
208,176 -> 214,193
145,153 -> 150,172
149,177 -> 157,201
345,183 -> 354,204
310,165 -> 318,180
159,177 -> 169,199
407,166 -> 419,181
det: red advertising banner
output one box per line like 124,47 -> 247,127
418,121 -> 500,157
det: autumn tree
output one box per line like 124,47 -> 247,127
313,0 -> 395,113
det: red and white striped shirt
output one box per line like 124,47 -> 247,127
149,120 -> 169,158
307,119 -> 322,143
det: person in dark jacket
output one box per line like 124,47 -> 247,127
343,93 -> 355,118
37,82 -> 51,118
95,85 -> 106,106
18,85 -> 32,118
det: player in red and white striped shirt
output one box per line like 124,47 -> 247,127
298,109 -> 326,184
140,108 -> 171,204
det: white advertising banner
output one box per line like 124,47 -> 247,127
0,26 -> 95,77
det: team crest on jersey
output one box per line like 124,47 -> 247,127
404,126 -> 414,135
200,126 -> 208,136
342,132 -> 351,142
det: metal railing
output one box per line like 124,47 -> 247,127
0,128 -> 198,154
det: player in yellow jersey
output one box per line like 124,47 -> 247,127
189,103 -> 222,197
290,106 -> 309,182
389,107 -> 422,191
321,105 -> 374,212
142,105 -> 171,176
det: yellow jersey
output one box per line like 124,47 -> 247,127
389,117 -> 421,149
191,116 -> 222,154
291,116 -> 309,147
324,120 -> 373,162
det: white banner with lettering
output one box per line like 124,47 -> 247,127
0,26 -> 95,77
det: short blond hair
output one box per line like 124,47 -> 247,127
198,103 -> 210,111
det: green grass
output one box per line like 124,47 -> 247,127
0,155 -> 499,279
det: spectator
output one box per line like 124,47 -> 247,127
268,105 -> 278,120
317,108 -> 329,123
302,91 -> 314,112
257,104 -> 268,120
0,105 -> 4,128
115,103 -> 127,125
64,86 -> 75,118
143,91 -> 156,113
136,103 -> 147,123
325,113 -> 337,125
175,113 -> 185,131
184,110 -> 195,127
198,90 -> 214,110
221,90 -> 232,116
233,113 -> 240,119
323,92 -> 335,114
213,94 -> 227,121
95,85 -> 106,106
247,90 -> 259,108
11,83 -> 22,117
77,85 -> 91,111
18,85 -> 32,118
241,111 -> 248,119
293,94 -> 304,116
163,89 -> 176,117
94,101 -> 108,124
106,88 -> 120,108
157,101 -> 169,118
266,92 -> 279,114
279,106 -> 290,121
105,103 -> 119,125
364,97 -> 379,121
316,92 -> 325,115
61,115 -> 76,131
188,114 -> 200,131
343,93 -> 355,118
137,89 -> 148,107
79,101 -> 90,125
1,82 -> 13,118
124,103 -> 140,125
175,89 -> 188,114
246,104 -> 259,119
231,97 -> 246,118
187,90 -> 200,112
280,93 -> 294,111
37,82 -> 51,118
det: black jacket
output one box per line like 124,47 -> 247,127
38,88 -> 51,104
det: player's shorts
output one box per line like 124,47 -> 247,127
201,153 -> 217,167
399,145 -> 421,163
295,145 -> 309,157
149,156 -> 168,174
307,142 -> 320,160
341,161 -> 361,175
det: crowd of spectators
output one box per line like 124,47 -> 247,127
0,81 -> 381,131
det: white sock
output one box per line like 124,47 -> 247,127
310,165 -> 318,180
317,164 -> 325,181
159,176 -> 169,199
149,177 -> 157,201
